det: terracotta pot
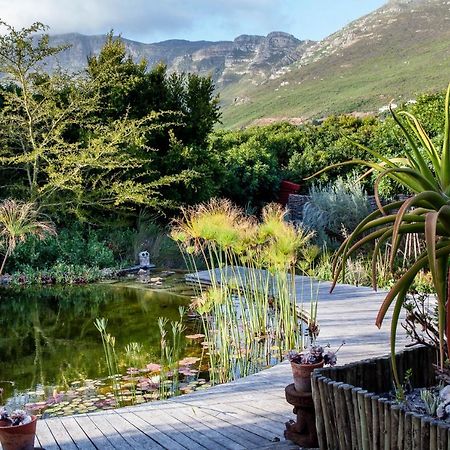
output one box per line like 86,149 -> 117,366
0,416 -> 37,450
290,360 -> 324,392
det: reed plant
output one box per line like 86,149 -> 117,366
172,199 -> 316,383
94,318 -> 122,404
124,342 -> 143,403
158,307 -> 186,398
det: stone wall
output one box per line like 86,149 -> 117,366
287,193 -> 409,222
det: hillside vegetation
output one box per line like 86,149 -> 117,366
220,0 -> 450,127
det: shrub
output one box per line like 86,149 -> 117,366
301,176 -> 371,248
7,226 -> 116,272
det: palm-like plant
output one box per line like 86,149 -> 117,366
327,84 -> 450,383
0,199 -> 56,275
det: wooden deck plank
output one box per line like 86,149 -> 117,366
59,416 -> 97,450
164,407 -> 247,450
221,403 -> 286,437
180,405 -> 266,448
236,401 -> 292,422
87,413 -> 134,450
152,409 -> 225,450
44,418 -> 78,450
36,420 -> 60,450
104,411 -> 163,450
74,415 -> 117,450
119,411 -> 182,450
130,408 -> 210,450
201,402 -> 284,441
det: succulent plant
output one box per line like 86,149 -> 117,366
287,342 -> 343,366
0,408 -> 31,426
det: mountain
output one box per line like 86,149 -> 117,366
44,0 -> 450,128
221,0 -> 450,127
46,31 -> 314,89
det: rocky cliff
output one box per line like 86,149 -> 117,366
47,31 -> 314,88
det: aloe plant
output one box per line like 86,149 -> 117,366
322,84 -> 450,383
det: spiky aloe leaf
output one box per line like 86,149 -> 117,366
442,84 -> 450,190
390,192 -> 447,270
375,243 -> 450,328
400,111 -> 441,176
390,285 -> 408,388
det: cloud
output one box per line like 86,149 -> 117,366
0,0 -> 290,42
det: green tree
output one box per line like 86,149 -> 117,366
0,22 -> 221,222
86,34 -> 222,208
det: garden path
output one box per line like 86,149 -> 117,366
36,270 -> 407,449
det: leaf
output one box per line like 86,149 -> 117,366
375,243 -> 450,328
441,83 -> 450,189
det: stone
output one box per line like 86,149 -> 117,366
440,385 -> 450,402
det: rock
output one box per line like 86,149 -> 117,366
44,32 -> 314,90
150,277 -> 163,283
159,271 -> 175,278
99,268 -> 115,278
439,385 -> 450,402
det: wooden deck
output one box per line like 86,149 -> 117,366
36,270 -> 407,449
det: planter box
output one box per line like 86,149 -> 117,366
311,346 -> 445,450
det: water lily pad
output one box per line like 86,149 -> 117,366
185,334 -> 205,340
178,357 -> 200,365
146,363 -> 161,372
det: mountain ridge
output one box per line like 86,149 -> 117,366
221,0 -> 450,127
45,30 -> 313,91
40,0 -> 450,127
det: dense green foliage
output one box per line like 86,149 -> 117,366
0,21 -> 446,219
5,220 -> 184,276
0,24 -> 221,223
0,21 -> 447,278
209,91 -> 446,205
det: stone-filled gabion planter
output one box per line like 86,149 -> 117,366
311,346 -> 447,450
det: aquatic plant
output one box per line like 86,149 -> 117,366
94,318 -> 121,404
172,198 -> 317,384
124,342 -> 143,403
158,307 -> 186,398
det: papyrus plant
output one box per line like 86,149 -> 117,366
171,199 -> 315,383
322,84 -> 450,383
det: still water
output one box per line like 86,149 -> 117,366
0,282 -> 206,417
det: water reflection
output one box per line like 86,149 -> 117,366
0,283 -> 200,414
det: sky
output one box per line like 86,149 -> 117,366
0,0 -> 386,43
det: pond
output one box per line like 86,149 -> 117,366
0,279 -> 209,418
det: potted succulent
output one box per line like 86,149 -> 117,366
0,408 -> 37,450
287,344 -> 339,392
